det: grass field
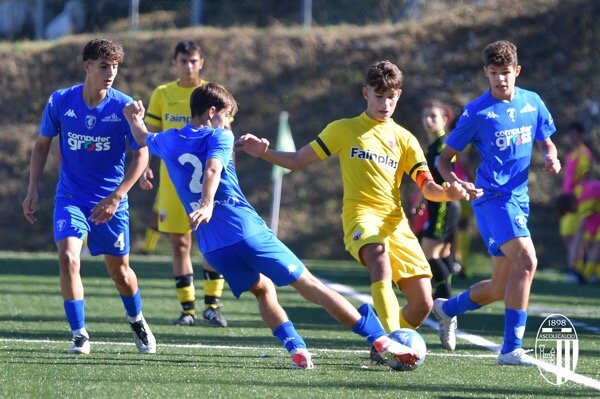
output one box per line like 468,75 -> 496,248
0,251 -> 599,399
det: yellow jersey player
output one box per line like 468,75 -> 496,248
141,40 -> 227,327
235,60 -> 470,341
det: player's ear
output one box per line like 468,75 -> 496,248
362,86 -> 369,100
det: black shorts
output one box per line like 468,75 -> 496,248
422,200 -> 461,243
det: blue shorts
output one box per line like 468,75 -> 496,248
473,194 -> 530,256
202,229 -> 305,298
54,196 -> 130,257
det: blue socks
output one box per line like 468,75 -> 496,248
352,303 -> 387,344
64,299 -> 85,331
501,308 -> 527,354
120,289 -> 142,319
442,287 -> 482,317
273,321 -> 306,353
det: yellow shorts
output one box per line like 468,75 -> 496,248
157,161 -> 191,234
344,216 -> 432,282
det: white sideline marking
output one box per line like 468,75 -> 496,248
0,337 -> 495,357
321,278 -> 600,391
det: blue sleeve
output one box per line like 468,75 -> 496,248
208,129 -> 234,166
146,133 -> 163,158
39,91 -> 61,138
535,95 -> 556,141
446,107 -> 478,151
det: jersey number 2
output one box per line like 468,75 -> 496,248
178,153 -> 203,193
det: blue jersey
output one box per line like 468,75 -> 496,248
40,84 -> 140,210
446,87 -> 555,203
146,125 -> 267,253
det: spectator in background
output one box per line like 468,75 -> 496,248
558,121 -> 594,277
569,179 -> 600,283
419,99 -> 462,299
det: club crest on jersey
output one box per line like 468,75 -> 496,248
515,214 -> 527,228
56,219 -> 67,232
352,231 -> 362,241
506,108 -> 517,122
85,115 -> 96,130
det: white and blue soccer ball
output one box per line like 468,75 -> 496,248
387,328 -> 427,371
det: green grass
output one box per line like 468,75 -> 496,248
0,251 -> 599,398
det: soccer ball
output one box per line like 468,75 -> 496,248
387,328 -> 427,371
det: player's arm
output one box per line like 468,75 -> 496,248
537,137 -> 561,174
417,169 -> 469,202
188,157 -> 223,230
123,100 -> 152,147
22,136 -> 53,224
235,133 -> 319,170
437,145 -> 482,200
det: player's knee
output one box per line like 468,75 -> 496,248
250,276 -> 274,298
58,250 -> 80,273
516,249 -> 537,274
109,266 -> 134,287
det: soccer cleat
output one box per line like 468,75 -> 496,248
432,298 -> 457,350
68,334 -> 90,355
373,335 -> 419,370
369,345 -> 385,365
497,348 -> 536,366
129,316 -> 156,354
203,307 -> 228,327
172,313 -> 196,326
290,348 -> 314,370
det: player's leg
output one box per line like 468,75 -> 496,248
396,276 -> 433,328
57,237 -> 89,354
422,237 -> 452,299
169,231 -> 198,325
54,200 -> 89,354
92,210 -> 156,354
359,243 -> 401,333
201,261 -> 227,327
496,237 -> 537,366
289,269 -> 419,368
248,274 -> 312,369
142,193 -> 161,255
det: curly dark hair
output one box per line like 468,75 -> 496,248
484,40 -> 518,67
82,39 -> 124,63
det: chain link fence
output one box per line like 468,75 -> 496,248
2,0 -> 486,41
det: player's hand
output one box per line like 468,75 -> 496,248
139,167 -> 154,190
89,193 -> 121,224
22,191 -> 39,224
544,155 -> 561,174
461,181 -> 484,200
443,181 -> 469,201
234,134 -> 270,157
188,205 -> 213,230
123,101 -> 145,124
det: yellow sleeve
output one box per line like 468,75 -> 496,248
144,86 -> 164,129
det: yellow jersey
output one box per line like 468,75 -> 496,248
309,112 -> 429,231
144,79 -> 207,233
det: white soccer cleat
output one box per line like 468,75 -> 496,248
290,348 -> 314,370
432,298 -> 457,351
68,334 -> 90,355
497,348 -> 536,366
129,315 -> 156,354
373,335 -> 419,370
